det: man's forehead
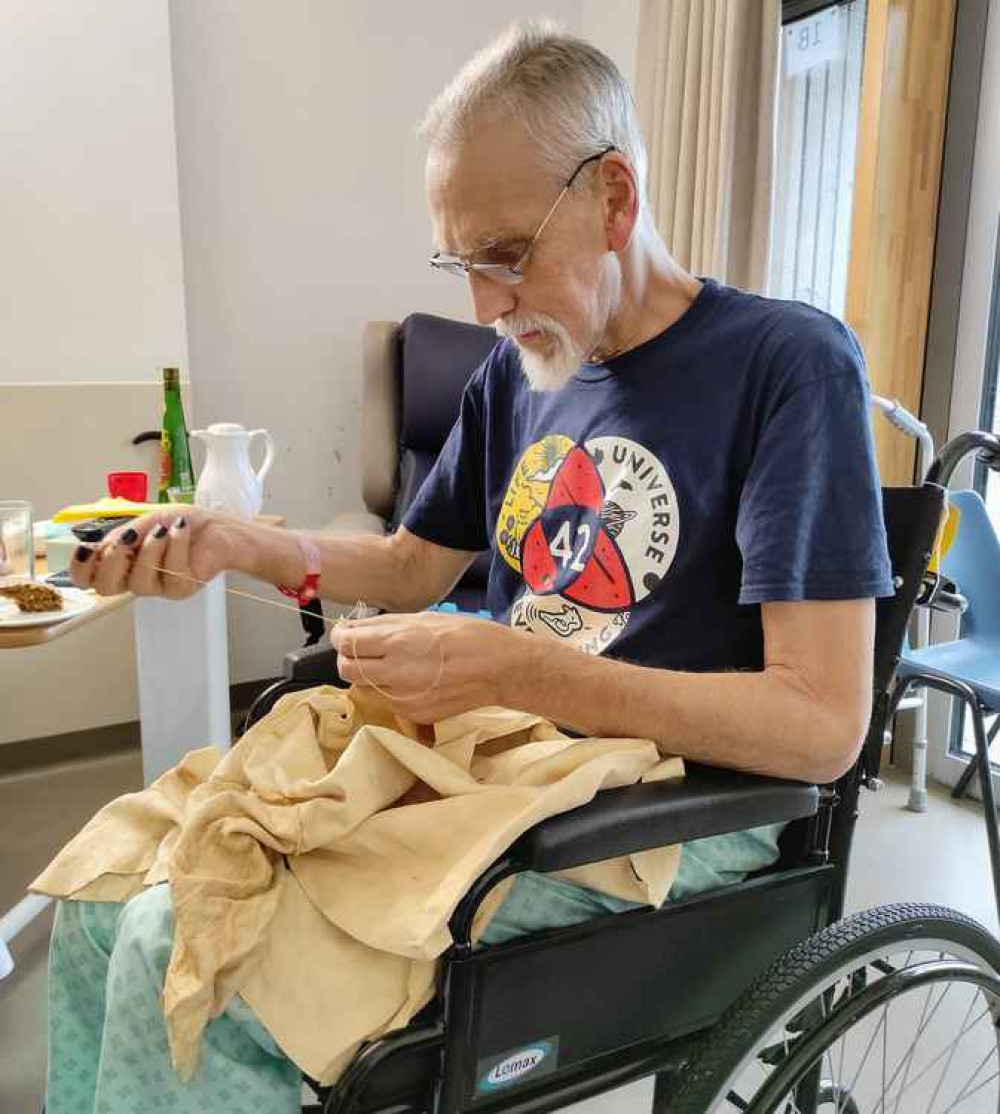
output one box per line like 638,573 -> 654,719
426,126 -> 551,253
428,183 -> 536,255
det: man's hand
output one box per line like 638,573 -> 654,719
69,508 -> 239,599
330,613 -> 529,723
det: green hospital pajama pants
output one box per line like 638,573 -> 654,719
46,824 -> 782,1113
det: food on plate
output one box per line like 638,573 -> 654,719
0,581 -> 64,613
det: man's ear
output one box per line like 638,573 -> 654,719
601,154 -> 639,253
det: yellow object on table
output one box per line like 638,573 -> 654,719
51,497 -> 189,523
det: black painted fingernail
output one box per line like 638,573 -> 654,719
153,524 -> 169,540
75,545 -> 93,563
174,516 -> 187,530
121,527 -> 139,545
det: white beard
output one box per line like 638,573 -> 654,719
493,313 -> 588,392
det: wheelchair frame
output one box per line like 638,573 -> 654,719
241,481 -> 947,1114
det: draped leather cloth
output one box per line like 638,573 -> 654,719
32,686 -> 683,1084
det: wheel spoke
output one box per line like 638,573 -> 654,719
881,1001 -> 991,1110
841,1001 -> 888,1105
883,981 -> 954,1114
834,1023 -> 848,1111
927,990 -> 980,1114
939,1049 -> 1000,1112
819,982 -> 840,1109
881,997 -> 889,1112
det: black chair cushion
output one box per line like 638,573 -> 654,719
398,313 -> 498,455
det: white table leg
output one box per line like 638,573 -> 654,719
133,573 -> 232,784
0,893 -> 53,978
0,578 -> 233,978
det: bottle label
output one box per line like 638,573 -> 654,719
159,430 -> 174,491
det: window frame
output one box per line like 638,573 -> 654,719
973,213 -> 1000,497
782,0 -> 848,25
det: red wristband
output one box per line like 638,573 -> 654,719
277,533 -> 322,606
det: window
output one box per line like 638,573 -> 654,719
768,0 -> 867,317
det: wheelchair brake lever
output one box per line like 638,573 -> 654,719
916,571 -> 967,613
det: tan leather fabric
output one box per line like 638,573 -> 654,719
32,686 -> 682,1085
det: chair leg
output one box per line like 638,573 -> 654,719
968,702 -> 1000,927
952,714 -> 1000,801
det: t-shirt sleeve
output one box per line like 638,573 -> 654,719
401,368 -> 489,553
736,321 -> 895,604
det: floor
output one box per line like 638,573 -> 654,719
1,755 -> 997,1113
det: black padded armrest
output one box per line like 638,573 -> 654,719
283,643 -> 341,683
508,764 -> 819,874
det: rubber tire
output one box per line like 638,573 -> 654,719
664,903 -> 1000,1114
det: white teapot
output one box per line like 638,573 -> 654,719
191,423 -> 275,519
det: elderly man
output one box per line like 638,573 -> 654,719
53,20 -> 891,1114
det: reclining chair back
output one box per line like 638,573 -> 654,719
362,313 -> 498,611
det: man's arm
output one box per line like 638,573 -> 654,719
71,510 -> 475,615
513,598 -> 874,784
235,522 -> 475,613
333,598 -> 874,785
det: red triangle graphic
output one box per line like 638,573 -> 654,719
547,446 -> 604,512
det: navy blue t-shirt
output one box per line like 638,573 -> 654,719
403,279 -> 894,673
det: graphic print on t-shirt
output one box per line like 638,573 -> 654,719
496,434 -> 680,654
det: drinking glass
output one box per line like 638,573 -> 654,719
0,501 -> 35,584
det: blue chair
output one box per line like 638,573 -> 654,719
894,488 -> 1000,918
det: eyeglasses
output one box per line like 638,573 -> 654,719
429,145 -> 616,286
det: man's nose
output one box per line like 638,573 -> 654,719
468,271 -> 517,326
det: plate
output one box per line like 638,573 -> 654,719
0,586 -> 97,628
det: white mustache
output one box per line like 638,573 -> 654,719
493,315 -> 559,338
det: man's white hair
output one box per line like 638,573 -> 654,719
420,19 -> 648,206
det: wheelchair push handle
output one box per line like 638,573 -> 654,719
871,395 -> 935,479
926,429 -> 1000,487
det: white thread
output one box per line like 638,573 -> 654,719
139,564 -> 447,701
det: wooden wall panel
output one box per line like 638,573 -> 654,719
845,0 -> 956,484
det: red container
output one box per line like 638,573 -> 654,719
107,471 -> 149,503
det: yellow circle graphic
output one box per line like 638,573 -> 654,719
495,435 -> 575,572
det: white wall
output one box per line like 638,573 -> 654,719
168,0 -> 595,683
581,0 -> 640,87
1,1 -> 187,745
3,2 -> 645,736
0,0 -> 188,383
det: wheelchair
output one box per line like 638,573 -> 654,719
244,434 -> 1000,1114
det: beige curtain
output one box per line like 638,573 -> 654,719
636,0 -> 781,291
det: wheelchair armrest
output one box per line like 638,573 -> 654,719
282,642 -> 342,683
507,764 -> 819,874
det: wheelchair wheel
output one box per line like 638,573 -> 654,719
665,903 -> 1000,1113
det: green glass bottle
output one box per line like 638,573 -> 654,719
158,367 -> 195,504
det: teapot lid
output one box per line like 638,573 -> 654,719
205,422 -> 247,436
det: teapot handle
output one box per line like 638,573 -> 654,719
249,430 -> 275,485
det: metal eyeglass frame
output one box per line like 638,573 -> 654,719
429,145 -> 617,286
